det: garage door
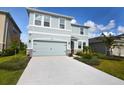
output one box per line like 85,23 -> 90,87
33,40 -> 67,56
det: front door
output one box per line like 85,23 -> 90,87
71,41 -> 74,54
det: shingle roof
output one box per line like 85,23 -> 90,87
26,7 -> 74,19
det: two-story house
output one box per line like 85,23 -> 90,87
0,11 -> 21,52
27,8 -> 90,56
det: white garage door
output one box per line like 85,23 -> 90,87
33,40 -> 67,56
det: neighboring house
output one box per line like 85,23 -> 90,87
27,8 -> 90,56
89,34 -> 124,57
0,11 -> 21,52
112,34 -> 124,57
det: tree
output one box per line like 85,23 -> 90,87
101,33 -> 115,56
20,42 -> 27,51
10,41 -> 20,54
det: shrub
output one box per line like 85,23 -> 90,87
2,49 -> 14,56
75,51 -> 83,56
0,51 -> 2,56
2,49 -> 15,56
81,54 -> 93,59
20,42 -> 27,51
1,48 -> 19,57
95,53 -> 107,59
88,56 -> 100,65
0,56 -> 29,70
74,56 -> 100,66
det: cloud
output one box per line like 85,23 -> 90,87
117,26 -> 124,33
84,20 -> 97,32
84,20 -> 115,32
97,20 -> 115,31
71,19 -> 77,24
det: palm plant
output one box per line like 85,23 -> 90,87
101,33 -> 115,56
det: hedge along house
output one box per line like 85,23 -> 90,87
26,8 -> 90,56
0,11 -> 21,52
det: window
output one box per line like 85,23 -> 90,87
44,15 -> 50,27
78,41 -> 82,49
60,18 -> 65,29
80,27 -> 84,35
35,14 -> 42,26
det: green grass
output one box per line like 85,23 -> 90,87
94,59 -> 124,80
0,70 -> 23,85
0,52 -> 29,85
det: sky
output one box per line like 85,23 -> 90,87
0,7 -> 124,43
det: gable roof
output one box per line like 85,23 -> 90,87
0,10 -> 21,33
71,23 -> 90,28
26,7 -> 74,19
89,33 -> 124,43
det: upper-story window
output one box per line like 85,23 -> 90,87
35,14 -> 42,26
44,15 -> 50,27
80,27 -> 84,35
59,18 -> 65,29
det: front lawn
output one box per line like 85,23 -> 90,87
0,52 -> 29,85
94,59 -> 124,80
75,56 -> 124,80
74,50 -> 124,80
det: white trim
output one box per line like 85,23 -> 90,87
29,31 -> 71,37
29,25 -> 71,32
34,13 -> 43,26
43,15 -> 51,28
59,18 -> 66,30
41,14 -> 44,26
33,13 -> 35,25
65,18 -> 66,30
32,13 -> 71,31
32,38 -> 68,49
50,16 -> 52,27
71,34 -> 89,37
58,17 -> 60,29
27,8 -> 74,19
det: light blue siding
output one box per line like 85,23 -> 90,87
27,11 -> 90,56
71,25 -> 81,34
33,40 -> 66,56
51,16 -> 58,28
66,19 -> 72,30
29,25 -> 71,34
29,12 -> 72,30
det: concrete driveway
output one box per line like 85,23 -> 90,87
17,56 -> 124,85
